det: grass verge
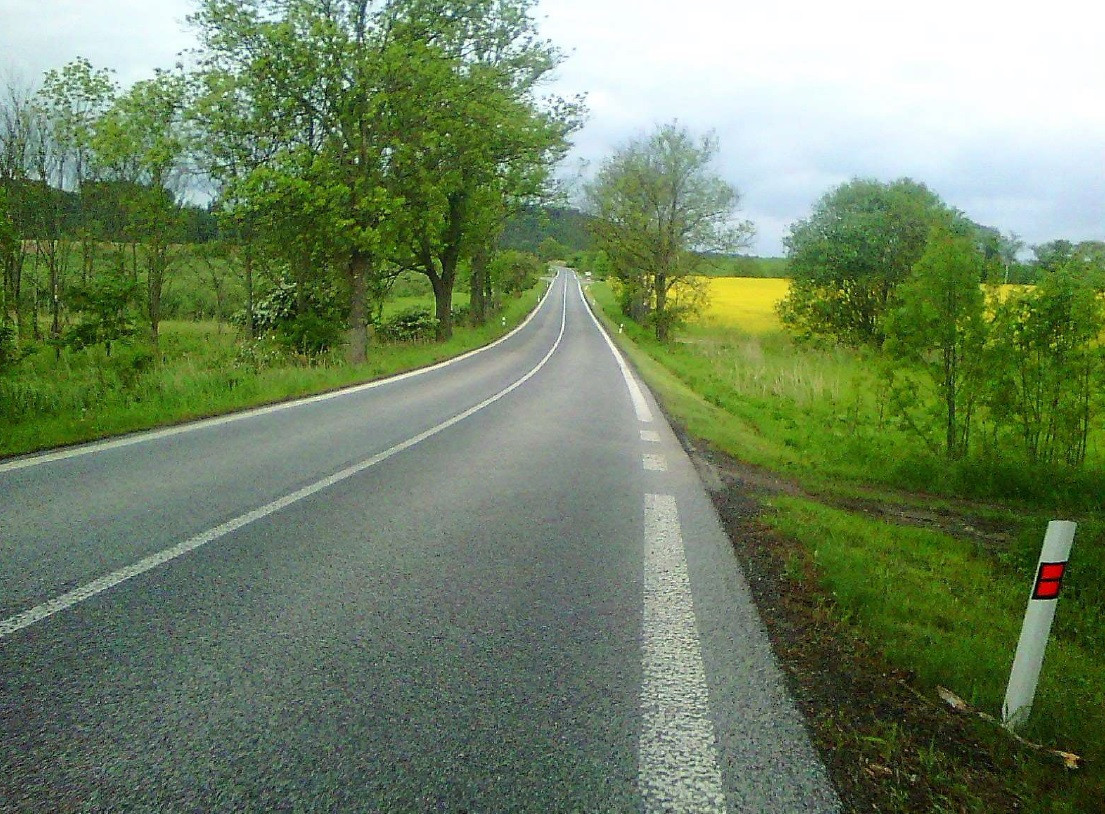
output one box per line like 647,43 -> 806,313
0,285 -> 544,459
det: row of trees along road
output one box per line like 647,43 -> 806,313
1,58 -> 205,355
0,0 -> 581,366
779,177 -> 1105,468
189,0 -> 580,360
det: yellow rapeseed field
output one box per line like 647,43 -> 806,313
699,277 -> 791,334
697,279 -> 1031,334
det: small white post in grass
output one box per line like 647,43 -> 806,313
619,323 -> 624,334
1002,520 -> 1077,730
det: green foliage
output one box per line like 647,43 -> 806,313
586,122 -> 752,341
191,0 -> 579,350
590,279 -> 1105,509
700,255 -> 789,278
779,178 -> 953,346
243,271 -> 344,356
377,306 -> 440,343
490,249 -> 543,295
536,236 -> 568,262
985,265 -> 1105,468
884,227 -> 988,457
64,267 -> 139,353
0,318 -> 16,371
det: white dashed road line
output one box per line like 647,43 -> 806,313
639,493 -> 728,813
640,430 -> 661,443
642,453 -> 668,472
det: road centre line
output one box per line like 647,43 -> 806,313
0,280 -> 569,641
640,493 -> 727,813
575,276 -> 654,423
0,273 -> 563,475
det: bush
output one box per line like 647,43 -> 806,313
0,320 -> 17,370
236,269 -> 344,356
279,312 -> 343,357
377,306 -> 439,343
451,303 -> 471,326
491,250 -> 543,295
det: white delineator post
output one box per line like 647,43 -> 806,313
1002,520 -> 1077,729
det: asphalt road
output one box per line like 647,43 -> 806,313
0,269 -> 839,812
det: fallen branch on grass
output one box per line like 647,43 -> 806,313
935,686 -> 1083,770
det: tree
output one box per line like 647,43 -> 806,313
93,69 -> 188,348
884,226 -> 987,458
379,2 -> 579,339
537,236 -> 567,262
985,263 -> 1105,468
37,58 -> 118,287
0,186 -> 17,366
585,123 -> 752,341
1031,239 -> 1074,275
778,178 -> 952,346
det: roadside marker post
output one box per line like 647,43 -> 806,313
1002,521 -> 1077,730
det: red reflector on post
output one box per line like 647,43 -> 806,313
1040,563 -> 1065,581
1032,562 -> 1067,600
1033,580 -> 1061,600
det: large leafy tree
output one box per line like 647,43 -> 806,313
778,177 -> 952,346
371,0 -> 578,339
586,123 -> 752,341
191,0 -> 396,361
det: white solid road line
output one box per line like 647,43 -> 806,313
575,276 -> 653,423
640,493 -> 727,814
0,281 -> 570,641
0,274 -> 563,475
643,453 -> 668,472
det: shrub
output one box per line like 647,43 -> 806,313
377,307 -> 439,343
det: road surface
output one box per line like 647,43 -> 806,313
0,269 -> 839,812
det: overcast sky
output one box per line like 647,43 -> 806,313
3,0 -> 1103,255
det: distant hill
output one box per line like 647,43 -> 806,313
500,206 -> 592,254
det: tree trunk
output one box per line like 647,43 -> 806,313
48,242 -> 61,355
430,272 -> 453,341
148,244 -> 164,350
944,347 -> 956,457
345,250 -> 369,363
654,273 -> 669,342
81,237 -> 93,286
469,245 -> 489,325
244,241 -> 255,339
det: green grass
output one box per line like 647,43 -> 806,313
590,283 -> 1105,510
0,285 -> 544,458
769,498 -> 1105,811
